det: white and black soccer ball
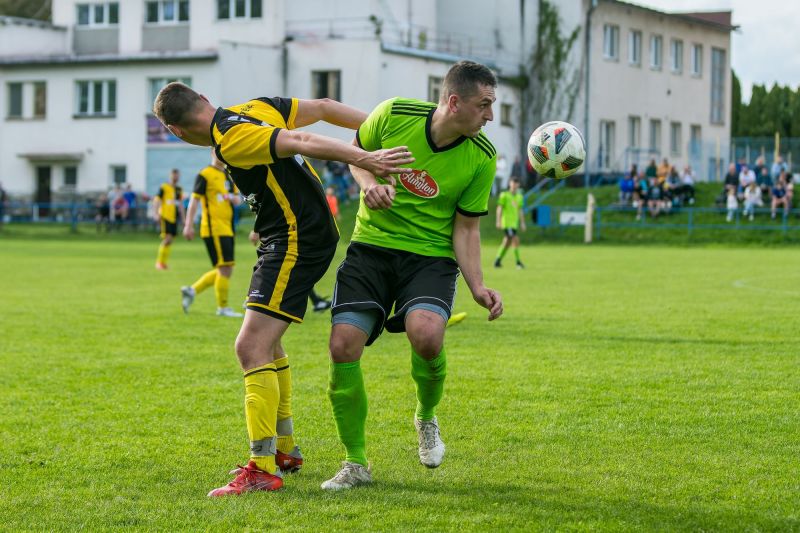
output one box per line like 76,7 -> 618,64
527,121 -> 586,179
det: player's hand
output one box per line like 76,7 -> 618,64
472,287 -> 503,321
363,177 -> 396,210
248,231 -> 260,246
183,225 -> 194,240
356,146 -> 414,177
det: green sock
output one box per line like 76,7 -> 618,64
513,247 -> 521,263
411,348 -> 447,421
496,246 -> 508,261
327,361 -> 368,466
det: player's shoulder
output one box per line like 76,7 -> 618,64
468,131 -> 497,161
387,97 -> 435,117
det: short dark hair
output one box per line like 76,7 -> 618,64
153,82 -> 203,127
440,61 -> 497,103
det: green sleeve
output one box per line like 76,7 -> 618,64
355,98 -> 395,151
457,155 -> 496,216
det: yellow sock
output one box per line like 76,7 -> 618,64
215,272 -> 230,308
191,269 -> 217,294
156,243 -> 171,265
244,363 -> 279,474
274,355 -> 295,453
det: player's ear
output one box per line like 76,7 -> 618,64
447,94 -> 459,113
167,125 -> 184,138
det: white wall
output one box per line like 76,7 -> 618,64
0,19 -> 68,56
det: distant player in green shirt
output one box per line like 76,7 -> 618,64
322,61 -> 504,491
494,177 -> 526,269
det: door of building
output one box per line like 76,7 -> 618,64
36,166 -> 52,216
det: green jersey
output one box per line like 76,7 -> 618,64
354,97 -> 496,258
498,191 -> 524,229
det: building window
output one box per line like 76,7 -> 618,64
691,44 -> 703,77
603,24 -> 619,60
650,35 -> 662,70
670,39 -> 683,73
690,125 -> 702,157
599,120 -> 615,169
112,166 -> 127,185
628,116 -> 640,149
217,0 -> 261,19
33,82 -> 47,118
64,166 -> 78,188
76,80 -> 117,117
145,0 -> 190,23
7,82 -> 23,118
670,122 -> 681,155
148,77 -> 191,110
649,119 -> 661,152
628,30 -> 642,66
311,71 -> 341,100
500,103 -> 513,127
76,3 -> 119,26
428,76 -> 442,104
710,47 -> 726,124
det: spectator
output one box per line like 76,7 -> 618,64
756,166 -> 773,198
738,164 -> 756,197
645,159 -> 657,182
647,177 -> 663,218
326,160 -> 349,204
663,165 -> 681,211
633,172 -> 648,221
95,194 -> 111,232
771,155 -> 788,181
726,188 -> 738,222
677,166 -> 696,205
784,171 -> 794,209
325,186 -> 340,221
111,192 -> 129,228
619,165 -> 636,204
123,184 -> 138,228
771,176 -> 790,219
723,162 -> 738,189
493,153 -> 509,197
742,182 -> 762,221
656,158 -> 670,184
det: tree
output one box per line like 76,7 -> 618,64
0,0 -> 51,21
731,70 -> 741,136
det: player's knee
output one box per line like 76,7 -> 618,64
329,333 -> 362,363
235,331 -> 263,368
407,326 -> 444,359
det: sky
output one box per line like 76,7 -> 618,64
634,0 -> 800,102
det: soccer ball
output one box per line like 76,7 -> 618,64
527,121 -> 586,179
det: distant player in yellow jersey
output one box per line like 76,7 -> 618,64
152,168 -> 186,270
181,150 -> 243,317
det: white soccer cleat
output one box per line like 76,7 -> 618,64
181,286 -> 195,314
415,416 -> 445,468
216,307 -> 244,318
320,461 -> 372,491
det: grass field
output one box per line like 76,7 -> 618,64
1,231 -> 799,531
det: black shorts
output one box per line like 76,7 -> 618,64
503,228 -> 518,238
160,219 -> 177,238
246,242 -> 337,323
332,242 -> 459,345
203,236 -> 235,267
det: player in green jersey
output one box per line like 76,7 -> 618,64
494,177 -> 526,269
322,61 -> 504,490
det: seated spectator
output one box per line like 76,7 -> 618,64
663,165 -> 681,211
784,171 -> 794,208
742,182 -> 762,221
771,156 -> 788,181
112,194 -> 128,229
123,184 -> 138,228
95,194 -> 111,232
726,188 -> 738,222
723,162 -> 738,190
771,177 -> 790,219
676,166 -> 696,205
645,159 -> 657,182
756,166 -> 773,198
619,165 -> 636,205
738,164 -> 756,198
633,172 -> 648,221
656,158 -> 669,184
647,177 -> 663,218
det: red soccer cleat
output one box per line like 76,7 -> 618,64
207,460 -> 283,497
275,446 -> 304,473
155,262 -> 168,270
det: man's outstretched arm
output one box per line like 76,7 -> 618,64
294,99 -> 367,130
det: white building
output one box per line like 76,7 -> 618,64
0,0 -> 734,202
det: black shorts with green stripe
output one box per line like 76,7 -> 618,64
245,241 -> 337,323
203,236 -> 235,267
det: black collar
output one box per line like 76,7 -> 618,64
425,108 -> 466,153
210,107 -> 225,145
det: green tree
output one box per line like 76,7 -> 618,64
731,70 -> 741,136
0,0 -> 51,20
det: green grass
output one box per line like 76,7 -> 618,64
0,231 -> 799,531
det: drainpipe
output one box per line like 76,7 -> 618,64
584,0 -> 597,188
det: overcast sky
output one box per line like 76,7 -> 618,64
635,0 -> 800,102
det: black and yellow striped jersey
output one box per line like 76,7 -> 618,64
157,183 -> 183,223
210,97 -> 339,251
192,165 -> 238,238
